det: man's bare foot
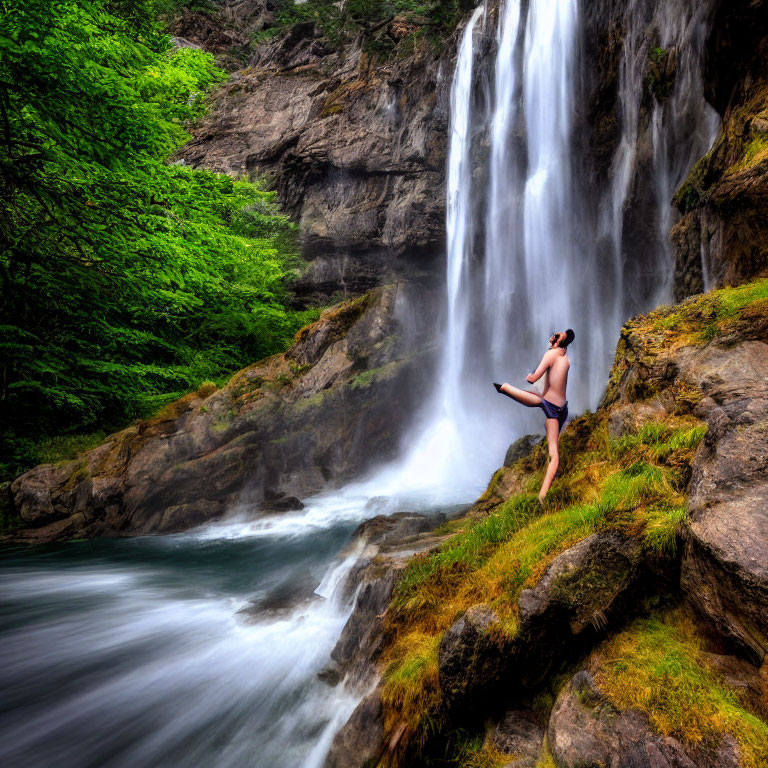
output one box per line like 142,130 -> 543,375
537,494 -> 547,508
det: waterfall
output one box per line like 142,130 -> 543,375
369,0 -> 720,505
444,4 -> 486,423
604,0 -> 720,317
485,0 -> 522,362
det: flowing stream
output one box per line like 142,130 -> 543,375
1,1 -> 721,766
0,492 -> 412,768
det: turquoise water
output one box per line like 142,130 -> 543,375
0,507 -> 364,768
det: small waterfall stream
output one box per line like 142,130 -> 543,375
0,2 -> 722,766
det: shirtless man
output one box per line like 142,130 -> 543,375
493,329 -> 575,502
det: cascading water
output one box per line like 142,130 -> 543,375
603,0 -> 720,317
0,495 -> 375,768
1,2 -> 723,766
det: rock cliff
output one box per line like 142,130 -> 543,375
325,279 -> 768,767
169,0 -> 766,313
172,3 -> 459,304
5,282 -> 439,542
671,0 -> 768,298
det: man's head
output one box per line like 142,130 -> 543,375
550,329 -> 575,349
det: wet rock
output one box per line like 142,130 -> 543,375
504,435 -> 542,467
238,573 -> 321,622
331,512 -> 451,689
325,689 -> 384,768
260,492 -> 304,513
350,511 -> 447,551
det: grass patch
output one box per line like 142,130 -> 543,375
452,730 -> 510,768
647,279 -> 768,342
728,133 -> 768,174
380,632 -> 443,760
378,411 -> 707,760
594,610 -> 768,767
34,430 -> 110,466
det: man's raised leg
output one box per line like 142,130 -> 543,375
495,383 -> 543,407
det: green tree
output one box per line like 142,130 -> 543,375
0,0 -> 314,479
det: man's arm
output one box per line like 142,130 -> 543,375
526,350 -> 553,383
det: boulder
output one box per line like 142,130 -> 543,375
675,341 -> 768,664
438,604 -> 506,711
514,531 -> 649,687
548,670 -> 742,768
504,435 -> 542,467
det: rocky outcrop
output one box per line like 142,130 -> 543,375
548,670 -> 740,768
175,16 -> 456,288
324,511 -> 454,768
677,341 -> 768,665
6,283 -> 439,542
604,304 -> 768,667
671,0 -> 768,299
328,284 -> 768,765
330,512 -> 451,690
436,530 -> 653,717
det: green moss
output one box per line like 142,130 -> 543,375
64,462 -> 91,491
348,360 -> 402,391
293,391 -> 327,413
452,728 -> 510,768
534,741 -> 557,768
595,610 -> 768,767
648,279 -> 768,342
210,408 -> 237,433
673,149 -> 713,212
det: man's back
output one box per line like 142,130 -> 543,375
543,349 -> 569,406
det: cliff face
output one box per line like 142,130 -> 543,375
6,282 -> 440,543
672,0 -> 768,299
173,7 -> 457,304
325,279 -> 768,768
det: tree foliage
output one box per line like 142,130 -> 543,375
0,0 -> 315,479
273,0 -> 467,54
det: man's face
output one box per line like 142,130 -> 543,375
550,331 -> 564,347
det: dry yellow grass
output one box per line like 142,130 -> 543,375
593,609 -> 768,768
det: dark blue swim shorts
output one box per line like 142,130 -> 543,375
539,398 -> 568,431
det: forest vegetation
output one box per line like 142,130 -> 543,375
0,0 -> 320,480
